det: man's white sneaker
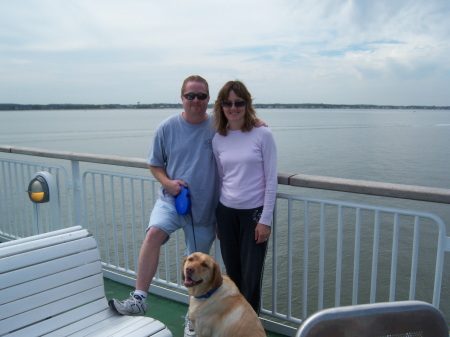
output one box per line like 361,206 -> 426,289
108,292 -> 147,316
184,315 -> 196,337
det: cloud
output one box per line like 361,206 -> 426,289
1,0 -> 449,105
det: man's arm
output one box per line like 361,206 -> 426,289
149,165 -> 185,196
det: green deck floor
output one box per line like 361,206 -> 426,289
104,278 -> 287,336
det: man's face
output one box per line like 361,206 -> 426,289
181,81 -> 210,116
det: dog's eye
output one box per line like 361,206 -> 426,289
201,262 -> 208,268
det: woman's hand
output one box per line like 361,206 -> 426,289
255,223 -> 271,244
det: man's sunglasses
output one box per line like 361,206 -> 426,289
183,93 -> 208,100
221,100 -> 246,108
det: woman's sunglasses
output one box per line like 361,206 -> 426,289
183,93 -> 208,100
221,100 -> 246,108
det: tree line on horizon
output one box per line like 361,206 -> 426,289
0,103 -> 449,111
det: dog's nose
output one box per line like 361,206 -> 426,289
186,266 -> 194,274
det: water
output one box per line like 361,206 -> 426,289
1,107 -> 449,228
2,108 -> 449,187
1,108 -> 450,319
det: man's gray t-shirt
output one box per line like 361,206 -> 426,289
147,113 -> 219,227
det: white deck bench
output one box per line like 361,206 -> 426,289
0,226 -> 172,337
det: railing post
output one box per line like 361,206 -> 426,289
71,160 -> 83,226
31,203 -> 41,235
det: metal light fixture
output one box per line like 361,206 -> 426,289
27,171 -> 60,234
28,174 -> 50,203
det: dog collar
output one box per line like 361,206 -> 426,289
194,278 -> 223,299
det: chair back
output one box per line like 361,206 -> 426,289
296,301 -> 449,337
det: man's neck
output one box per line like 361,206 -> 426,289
182,111 -> 207,124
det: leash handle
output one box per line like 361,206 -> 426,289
175,186 -> 191,215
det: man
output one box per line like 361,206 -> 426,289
109,75 -> 219,337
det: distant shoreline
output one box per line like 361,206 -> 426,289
1,103 -> 449,111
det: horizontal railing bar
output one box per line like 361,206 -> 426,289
278,173 -> 450,204
2,145 -> 450,204
0,145 -> 148,169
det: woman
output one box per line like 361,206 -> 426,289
212,80 -> 278,314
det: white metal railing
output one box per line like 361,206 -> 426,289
1,146 -> 450,337
0,159 -> 73,237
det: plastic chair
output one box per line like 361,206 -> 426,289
296,300 -> 449,337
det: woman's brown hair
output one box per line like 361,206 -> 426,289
213,80 -> 257,136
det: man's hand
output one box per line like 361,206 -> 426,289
165,180 -> 186,196
149,165 -> 187,196
254,118 -> 268,127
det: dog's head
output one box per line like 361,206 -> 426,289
182,252 -> 223,297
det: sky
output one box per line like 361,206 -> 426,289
1,0 -> 450,106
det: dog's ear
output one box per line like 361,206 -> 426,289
211,259 -> 223,288
181,257 -> 187,281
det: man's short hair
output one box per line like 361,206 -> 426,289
181,75 -> 209,95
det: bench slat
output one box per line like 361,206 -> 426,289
0,228 -> 91,258
148,329 -> 173,337
0,227 -> 172,336
0,266 -> 103,319
0,280 -> 108,335
0,261 -> 101,305
0,236 -> 98,271
0,226 -> 84,248
104,319 -> 168,337
67,316 -> 164,337
5,298 -> 108,337
0,248 -> 100,290
42,306 -> 136,336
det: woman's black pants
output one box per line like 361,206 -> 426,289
216,202 -> 268,314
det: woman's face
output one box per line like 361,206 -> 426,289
222,90 -> 246,126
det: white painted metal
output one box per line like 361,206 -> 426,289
1,146 -> 449,337
0,226 -> 172,337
